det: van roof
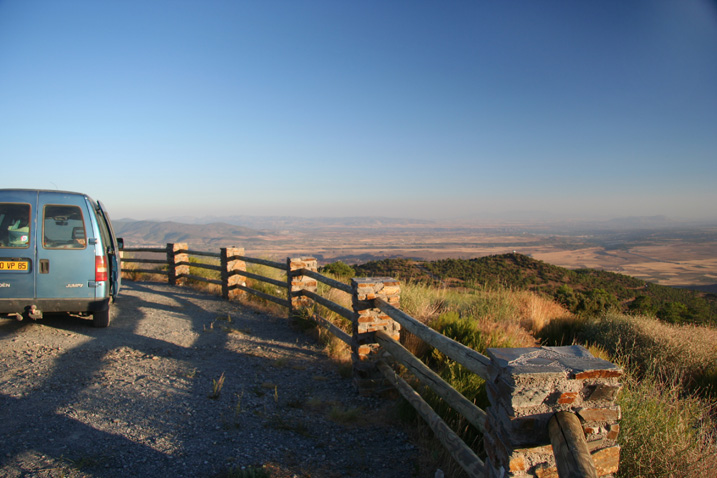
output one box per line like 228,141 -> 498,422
0,189 -> 87,195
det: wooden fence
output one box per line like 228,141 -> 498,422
120,243 -> 622,478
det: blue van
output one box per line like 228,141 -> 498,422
0,189 -> 122,327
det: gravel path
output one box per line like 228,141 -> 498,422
0,281 -> 422,478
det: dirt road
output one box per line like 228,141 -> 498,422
0,281 -> 420,477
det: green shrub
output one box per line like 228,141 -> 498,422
657,301 -> 689,324
319,260 -> 355,279
628,295 -> 657,316
554,284 -> 579,311
576,288 -> 619,316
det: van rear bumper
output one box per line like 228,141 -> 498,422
0,298 -> 110,315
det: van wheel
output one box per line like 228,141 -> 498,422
92,308 -> 111,328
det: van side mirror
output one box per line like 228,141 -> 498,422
117,238 -> 124,250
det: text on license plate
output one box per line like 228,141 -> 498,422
0,261 -> 29,271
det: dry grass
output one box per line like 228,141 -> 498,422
120,261 -> 168,283
629,316 -> 717,378
513,290 -> 572,333
400,282 -> 448,322
618,370 -> 717,478
558,313 -> 717,395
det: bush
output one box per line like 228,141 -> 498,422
576,288 -> 619,315
657,301 -> 689,324
628,295 -> 657,316
319,260 -> 355,279
554,284 -> 579,311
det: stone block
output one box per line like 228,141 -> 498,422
382,285 -> 401,295
586,383 -> 622,402
509,455 -> 526,473
577,407 -> 621,423
557,392 -> 578,404
486,345 -> 622,476
592,446 -> 620,476
488,346 -> 622,381
511,385 -> 554,409
534,464 -> 558,478
575,369 -> 623,379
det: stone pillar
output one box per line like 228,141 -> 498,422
221,247 -> 246,301
167,243 -> 189,286
350,277 -> 401,395
287,257 -> 318,315
484,345 -> 622,478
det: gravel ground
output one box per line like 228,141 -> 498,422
0,281 -> 424,478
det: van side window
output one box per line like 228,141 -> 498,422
43,205 -> 87,249
0,203 -> 31,248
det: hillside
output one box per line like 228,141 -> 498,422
114,220 -> 263,247
353,253 -> 717,326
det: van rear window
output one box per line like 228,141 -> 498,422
43,205 -> 87,249
0,203 -> 31,249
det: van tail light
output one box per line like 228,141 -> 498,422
95,255 -> 108,282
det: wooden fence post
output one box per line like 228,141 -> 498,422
549,411 -> 599,478
484,345 -> 622,478
350,277 -> 401,395
287,257 -> 318,316
221,247 -> 246,301
167,243 -> 189,286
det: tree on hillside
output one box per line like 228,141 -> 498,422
657,301 -> 689,324
577,288 -> 619,316
629,295 -> 657,316
554,285 -> 579,312
319,261 -> 355,279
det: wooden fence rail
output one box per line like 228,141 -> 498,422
376,298 -> 491,380
119,242 -> 621,478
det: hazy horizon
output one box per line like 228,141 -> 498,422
116,211 -> 717,228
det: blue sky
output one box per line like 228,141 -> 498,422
1,1 -> 716,222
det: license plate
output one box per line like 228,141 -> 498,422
0,260 -> 29,272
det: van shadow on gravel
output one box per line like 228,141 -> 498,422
0,281 -> 421,478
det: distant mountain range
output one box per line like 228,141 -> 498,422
113,220 -> 263,247
161,215 -> 436,229
117,214 -> 709,233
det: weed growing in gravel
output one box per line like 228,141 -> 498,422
209,372 -> 226,399
227,326 -> 252,335
235,391 -> 244,417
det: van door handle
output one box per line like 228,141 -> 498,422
40,259 -> 49,274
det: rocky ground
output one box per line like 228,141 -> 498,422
0,281 -> 426,478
